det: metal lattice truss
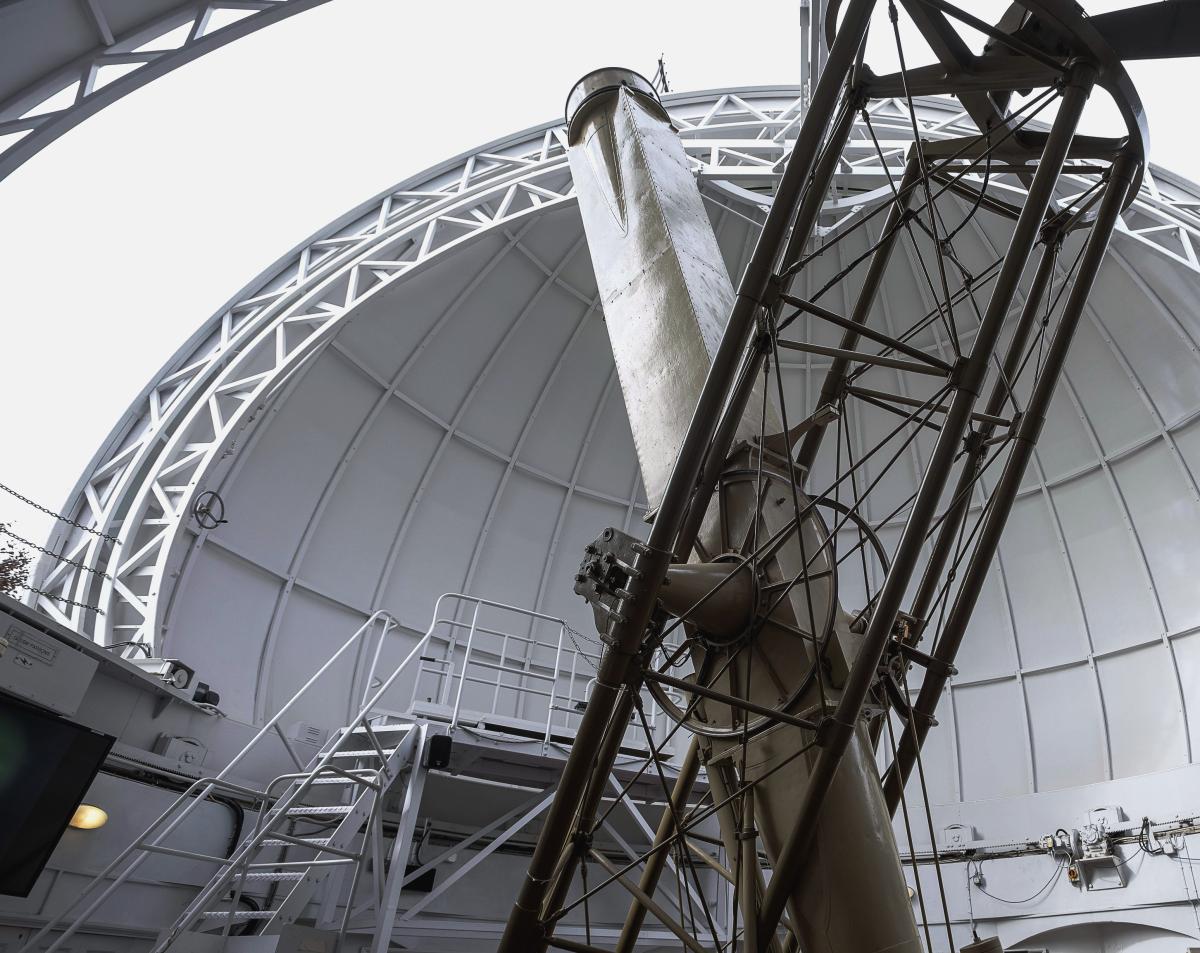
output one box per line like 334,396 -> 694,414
0,0 -> 328,182
28,87 -> 1200,649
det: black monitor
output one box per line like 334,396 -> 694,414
0,694 -> 114,896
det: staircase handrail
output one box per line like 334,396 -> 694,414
20,607 -> 422,953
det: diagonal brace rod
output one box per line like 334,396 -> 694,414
755,59 -> 1098,949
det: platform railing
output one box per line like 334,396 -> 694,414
21,594 -> 688,953
407,593 -> 683,754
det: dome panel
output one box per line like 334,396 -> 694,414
512,205 -> 592,282
552,241 -> 601,305
956,679 -> 1030,801
1090,261 -> 1200,426
1173,629 -> 1200,755
1171,415 -> 1200,486
1063,316 -> 1158,455
165,542 -> 281,723
519,322 -> 615,482
999,492 -> 1091,670
457,278 -> 592,458
574,384 -> 641,501
1053,468 -> 1162,656
262,586 -> 364,728
334,235 -> 510,385
1098,641 -> 1187,778
1033,381 -> 1099,483
401,247 -> 551,425
466,469 -> 567,612
215,350 -> 381,568
1113,439 -> 1200,633
1025,663 -> 1108,791
296,387 -> 446,610
380,439 -> 506,629
1123,247 -> 1200,377
953,567 -> 1019,683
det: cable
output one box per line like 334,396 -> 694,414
941,144 -> 992,246
1140,816 -> 1166,855
107,640 -> 152,657
964,861 -> 979,942
1112,845 -> 1144,870
972,857 -> 1064,904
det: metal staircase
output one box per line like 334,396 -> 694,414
21,610 -> 432,953
21,593 -> 676,953
155,718 -> 425,950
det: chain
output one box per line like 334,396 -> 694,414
564,623 -> 602,672
0,525 -> 111,579
13,582 -> 105,615
0,480 -> 120,543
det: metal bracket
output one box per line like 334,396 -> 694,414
573,528 -> 652,642
896,642 -> 957,679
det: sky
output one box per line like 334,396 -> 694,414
1,0 -> 1197,559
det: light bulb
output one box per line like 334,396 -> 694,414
69,804 -> 108,830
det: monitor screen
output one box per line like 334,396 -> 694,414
0,694 -> 114,896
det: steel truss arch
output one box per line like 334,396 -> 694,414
28,86 -> 1200,651
0,0 -> 329,182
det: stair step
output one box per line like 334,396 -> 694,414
201,910 -> 274,922
351,723 -> 411,733
262,837 -> 332,848
327,749 -> 396,758
240,871 -> 306,882
286,804 -> 356,816
311,775 -> 375,785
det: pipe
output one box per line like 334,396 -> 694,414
795,157 -> 923,473
755,59 -> 1099,947
882,149 -> 1137,808
739,787 -> 760,953
882,221 -> 1063,813
499,6 -> 881,946
642,670 -> 818,732
905,231 -> 1062,633
538,689 -> 637,927
614,737 -> 701,953
589,849 -> 710,953
674,90 -> 861,558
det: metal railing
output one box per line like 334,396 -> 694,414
21,593 -> 686,953
21,609 -> 426,953
407,593 -> 681,754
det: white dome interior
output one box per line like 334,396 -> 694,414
38,89 -> 1200,809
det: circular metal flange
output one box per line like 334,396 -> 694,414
644,460 -> 841,740
565,66 -> 668,142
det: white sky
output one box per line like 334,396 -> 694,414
1,0 -> 1197,555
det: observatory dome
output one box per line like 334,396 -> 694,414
32,85 -> 1200,822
